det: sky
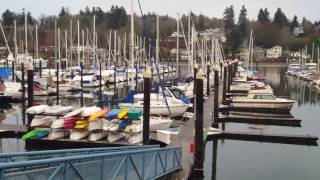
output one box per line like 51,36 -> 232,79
0,0 -> 319,22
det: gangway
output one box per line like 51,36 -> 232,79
0,145 -> 159,163
0,146 -> 181,180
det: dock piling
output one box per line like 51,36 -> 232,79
207,63 -> 210,96
21,63 -> 26,125
56,62 -> 59,105
212,65 -> 219,128
11,61 -> 15,82
39,60 -> 42,78
222,64 -> 227,105
143,69 -> 152,145
27,63 -> 34,127
193,68 -> 205,174
80,61 -> 84,107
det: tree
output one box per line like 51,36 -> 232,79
238,5 -> 249,42
2,9 -> 16,26
105,5 -> 128,29
223,5 -> 240,54
197,14 -> 206,31
273,8 -> 289,27
257,8 -> 270,24
290,15 -> 299,32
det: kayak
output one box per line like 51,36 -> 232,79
106,119 -> 119,132
51,119 -> 65,129
64,117 -> 78,129
44,105 -> 73,115
82,106 -> 102,117
33,130 -> 49,139
49,129 -> 69,140
117,109 -> 128,119
26,105 -> 49,114
128,108 -> 143,119
70,129 -> 89,140
107,132 -> 125,142
88,108 -> 109,121
88,119 -> 103,131
88,131 -> 107,141
119,120 -> 130,129
107,109 -> 121,119
31,116 -> 56,127
74,120 -> 89,129
21,130 -> 38,140
63,108 -> 83,118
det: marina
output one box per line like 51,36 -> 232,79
0,1 -> 320,180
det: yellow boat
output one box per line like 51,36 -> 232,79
88,108 -> 109,121
74,120 -> 89,129
117,109 -> 128,119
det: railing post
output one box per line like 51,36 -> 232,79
27,63 -> 34,128
193,68 -> 205,175
143,68 -> 152,145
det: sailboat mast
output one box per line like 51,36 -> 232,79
14,20 -> 18,61
156,15 -> 160,62
130,0 -> 135,89
24,9 -> 28,57
311,42 -> 314,63
65,30 -> 68,69
77,21 -> 80,67
35,24 -> 38,59
69,19 -> 73,68
93,15 -> 96,68
176,15 -> 179,78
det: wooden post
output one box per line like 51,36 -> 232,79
193,68 -> 205,174
193,62 -> 198,95
80,61 -> 84,107
56,61 -> 59,105
27,63 -> 34,127
99,60 -> 102,102
143,69 -> 152,145
11,61 -> 15,82
207,63 -> 210,96
39,60 -> 42,78
212,66 -> 219,128
21,63 -> 26,125
222,64 -> 227,105
227,63 -> 231,93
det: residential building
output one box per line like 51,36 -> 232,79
266,46 -> 282,59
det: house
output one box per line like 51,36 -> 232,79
293,27 -> 304,36
290,52 -> 301,58
266,46 -> 282,59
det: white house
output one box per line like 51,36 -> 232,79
266,46 -> 282,59
290,52 -> 301,58
293,27 -> 304,37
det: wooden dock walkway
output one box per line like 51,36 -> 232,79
168,94 -> 214,179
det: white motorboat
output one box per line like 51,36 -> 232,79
231,93 -> 295,110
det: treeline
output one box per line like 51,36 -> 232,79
223,5 -> 320,55
1,5 -> 320,55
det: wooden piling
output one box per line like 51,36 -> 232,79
80,61 -> 84,107
206,63 -> 210,96
193,62 -> 198,95
11,61 -> 15,82
56,62 -> 59,105
21,63 -> 26,125
27,63 -> 34,127
222,64 -> 227,105
143,69 -> 152,145
135,63 -> 138,90
212,66 -> 219,128
39,60 -> 42,78
193,68 -> 205,174
99,60 -> 102,102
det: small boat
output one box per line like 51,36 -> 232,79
107,109 -> 121,119
44,105 -> 73,115
49,129 -> 69,140
88,108 -> 109,121
21,130 -> 38,140
124,123 -> 142,133
231,93 -> 295,111
106,119 -> 119,132
70,129 -> 89,140
30,116 -> 56,127
149,116 -> 173,132
107,132 -> 125,142
82,106 -> 102,117
128,108 -> 142,119
26,105 -> 49,114
117,109 -> 128,119
74,120 -> 89,129
64,117 -> 78,129
128,133 -> 142,144
63,108 -> 83,118
88,131 -> 107,141
88,119 -> 103,131
51,119 -> 65,129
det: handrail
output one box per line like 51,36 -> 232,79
0,145 -> 159,158
0,147 -> 181,169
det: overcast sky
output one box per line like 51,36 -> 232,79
0,0 -> 319,22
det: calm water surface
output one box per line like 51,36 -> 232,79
204,63 -> 320,180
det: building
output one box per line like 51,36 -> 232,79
199,28 -> 226,42
266,46 -> 282,59
293,27 -> 304,37
290,52 -> 301,58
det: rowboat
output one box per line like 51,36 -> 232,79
88,119 -> 103,131
70,129 -> 89,140
107,132 -> 125,142
26,105 -> 49,114
64,117 -> 78,129
88,131 -> 107,141
51,119 -> 65,129
49,129 -> 69,140
44,105 -> 73,115
30,116 -> 56,127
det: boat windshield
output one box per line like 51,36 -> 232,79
253,94 -> 275,100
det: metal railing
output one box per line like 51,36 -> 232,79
0,147 -> 181,180
0,145 -> 159,163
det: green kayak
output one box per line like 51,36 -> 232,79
128,108 -> 143,119
21,130 -> 38,140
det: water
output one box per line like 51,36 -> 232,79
204,63 -> 320,180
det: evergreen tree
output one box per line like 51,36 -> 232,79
2,9 -> 16,26
263,8 -> 270,22
223,5 -> 240,54
257,8 -> 270,24
290,15 -> 299,32
197,14 -> 206,31
273,8 -> 289,27
238,5 -> 249,39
